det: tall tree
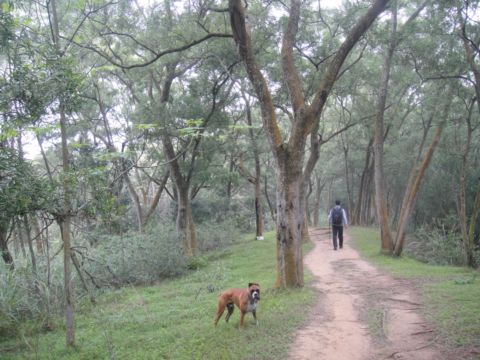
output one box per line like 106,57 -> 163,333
373,0 -> 429,254
393,88 -> 453,255
48,0 -> 76,346
457,1 -> 480,266
229,0 -> 389,287
236,91 -> 265,239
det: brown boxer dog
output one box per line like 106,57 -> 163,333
214,282 -> 260,327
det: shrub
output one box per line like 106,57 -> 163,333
405,226 -> 466,266
0,261 -> 64,337
196,218 -> 242,252
0,266 -> 26,337
82,223 -> 186,287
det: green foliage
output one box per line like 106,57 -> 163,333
1,54 -> 81,122
0,2 -> 15,50
186,255 -> 208,270
404,225 -> 467,266
453,273 -> 477,285
349,227 -> 469,277
0,149 -> 51,228
82,223 -> 186,287
196,218 -> 242,252
192,193 -> 273,234
0,258 -> 65,338
0,268 -> 26,337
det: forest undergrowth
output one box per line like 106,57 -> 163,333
0,231 -> 316,360
1,227 -> 479,359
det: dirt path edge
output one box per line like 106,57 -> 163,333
288,228 -> 450,360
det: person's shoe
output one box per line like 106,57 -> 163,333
334,247 -> 337,250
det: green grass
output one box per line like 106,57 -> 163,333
0,232 -> 316,360
349,226 -> 480,349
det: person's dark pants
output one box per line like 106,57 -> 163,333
332,225 -> 343,249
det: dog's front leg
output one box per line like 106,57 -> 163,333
239,311 -> 246,328
252,310 -> 258,326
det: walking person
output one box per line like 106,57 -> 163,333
328,200 -> 348,250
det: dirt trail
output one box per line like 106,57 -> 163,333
289,228 -> 445,360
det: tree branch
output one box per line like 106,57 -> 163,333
281,0 -> 305,112
66,33 -> 232,70
229,0 -> 284,158
306,0 -> 389,126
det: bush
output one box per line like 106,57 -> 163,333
196,218 -> 242,252
404,226 -> 466,266
82,219 -> 244,286
0,262 -> 64,337
0,266 -> 26,337
82,223 -> 186,287
191,192 -> 273,233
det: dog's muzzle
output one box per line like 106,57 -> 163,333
251,290 -> 260,300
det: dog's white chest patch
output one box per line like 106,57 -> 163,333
247,301 -> 257,312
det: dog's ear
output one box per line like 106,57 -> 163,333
248,282 -> 259,287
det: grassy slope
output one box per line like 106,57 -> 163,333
349,227 -> 480,350
0,233 -> 315,360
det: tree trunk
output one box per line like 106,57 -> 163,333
32,216 -> 45,254
264,172 -> 276,222
124,171 -> 145,233
341,139 -> 354,213
150,59 -> 209,257
466,178 -> 480,267
373,4 -> 397,254
313,182 -> 320,227
275,159 -> 305,287
175,185 -> 197,257
312,174 -> 325,226
23,215 -> 36,275
0,227 -> 14,268
226,156 -> 235,208
393,121 -> 446,256
162,130 -> 198,257
458,106 -> 474,266
58,215 -> 74,346
254,183 -> 264,238
252,151 -> 264,239
352,138 -> 373,225
373,0 -> 428,253
302,117 -> 322,226
49,0 -> 75,346
15,218 -> 27,259
359,174 -> 372,226
59,105 -> 75,347
364,177 -> 375,225
458,8 -> 480,267
142,170 -> 170,228
245,95 -> 264,238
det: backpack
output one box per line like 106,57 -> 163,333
331,207 -> 343,226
